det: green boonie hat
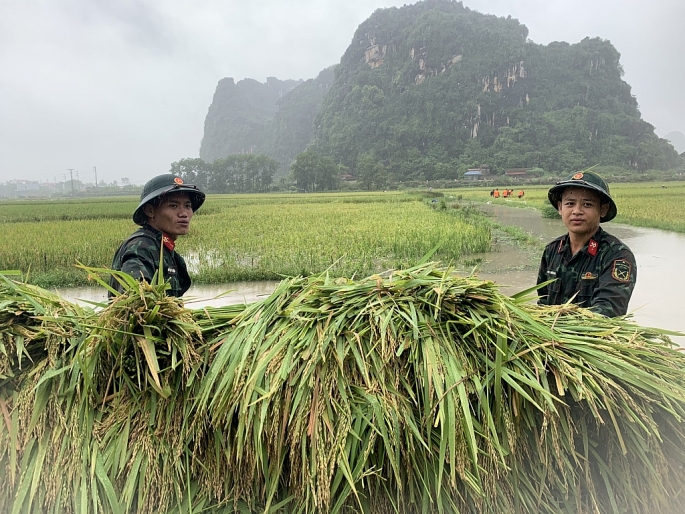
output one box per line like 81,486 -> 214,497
547,170 -> 617,222
133,174 -> 205,225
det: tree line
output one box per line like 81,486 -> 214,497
170,155 -> 278,194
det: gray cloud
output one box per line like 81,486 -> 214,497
1,0 -> 683,185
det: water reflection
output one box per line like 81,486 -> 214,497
59,281 -> 280,309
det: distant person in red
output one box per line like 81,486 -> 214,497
518,189 -> 525,199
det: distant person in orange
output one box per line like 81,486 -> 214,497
502,189 -> 509,198
518,189 -> 525,199
493,189 -> 500,198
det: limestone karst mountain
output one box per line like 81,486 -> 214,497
201,0 -> 680,179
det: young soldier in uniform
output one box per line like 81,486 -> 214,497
537,171 -> 636,317
109,174 -> 205,297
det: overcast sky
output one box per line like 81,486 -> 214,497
1,0 -> 683,185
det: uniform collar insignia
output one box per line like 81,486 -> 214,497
162,234 -> 175,251
587,238 -> 598,256
557,238 -> 565,254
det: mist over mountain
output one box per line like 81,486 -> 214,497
200,69 -> 335,171
664,131 -> 685,154
200,76 -> 301,163
201,0 -> 680,180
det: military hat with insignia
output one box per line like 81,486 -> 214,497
547,170 -> 617,222
133,174 -> 205,225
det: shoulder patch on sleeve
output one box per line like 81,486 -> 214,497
611,259 -> 632,282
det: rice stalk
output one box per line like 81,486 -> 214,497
1,264 -> 685,513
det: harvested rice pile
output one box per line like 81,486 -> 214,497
1,265 -> 684,513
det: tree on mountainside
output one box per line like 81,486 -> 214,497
357,153 -> 393,190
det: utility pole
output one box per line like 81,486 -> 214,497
75,170 -> 80,190
93,166 -> 97,188
67,169 -> 75,193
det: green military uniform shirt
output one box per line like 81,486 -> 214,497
536,226 -> 636,317
109,224 -> 191,297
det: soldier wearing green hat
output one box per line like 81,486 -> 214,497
109,174 -> 205,297
536,170 -> 636,317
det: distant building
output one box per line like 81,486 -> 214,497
340,174 -> 357,182
14,181 -> 40,196
464,170 -> 484,180
505,168 -> 530,178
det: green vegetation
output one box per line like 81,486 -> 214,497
289,149 -> 339,191
170,154 -> 279,194
0,192 -> 491,288
2,265 -> 685,513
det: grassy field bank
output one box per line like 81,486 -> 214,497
448,181 -> 685,232
0,192 -> 491,288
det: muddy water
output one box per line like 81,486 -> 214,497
476,204 -> 685,342
59,281 -> 280,309
59,205 -> 684,341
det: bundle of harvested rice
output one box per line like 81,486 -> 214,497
197,265 -> 685,513
1,264 -> 685,514
0,271 -> 212,514
0,272 -> 87,385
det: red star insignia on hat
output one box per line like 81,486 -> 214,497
174,177 -> 184,185
573,172 -> 584,180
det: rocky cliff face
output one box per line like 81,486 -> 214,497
200,77 -> 302,164
200,70 -> 334,172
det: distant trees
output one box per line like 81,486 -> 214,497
290,150 -> 339,192
356,154 -> 392,190
170,154 -> 277,194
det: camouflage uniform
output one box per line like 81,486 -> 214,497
537,226 -> 636,317
109,224 -> 191,298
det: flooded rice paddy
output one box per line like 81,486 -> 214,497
60,203 -> 684,342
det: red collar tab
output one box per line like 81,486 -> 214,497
587,238 -> 598,256
162,234 -> 175,251
557,239 -> 565,254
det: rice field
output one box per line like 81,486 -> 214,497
0,192 -> 491,287
448,181 -> 685,232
